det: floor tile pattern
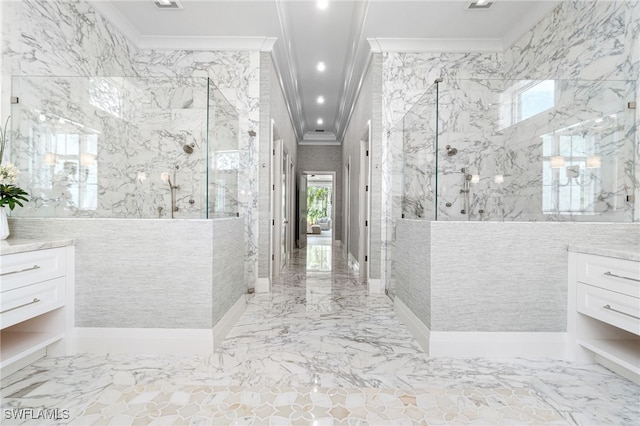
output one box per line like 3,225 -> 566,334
1,244 -> 639,424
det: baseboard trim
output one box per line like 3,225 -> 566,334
255,277 -> 270,293
213,296 -> 246,350
429,331 -> 570,359
368,278 -> 383,295
74,327 -> 214,355
394,297 -> 570,359
394,297 -> 430,352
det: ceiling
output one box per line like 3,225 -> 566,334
94,0 -> 560,144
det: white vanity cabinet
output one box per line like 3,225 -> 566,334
568,247 -> 640,384
0,240 -> 75,378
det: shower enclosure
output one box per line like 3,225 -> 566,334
9,75 -> 239,219
393,78 -> 637,223
387,77 -> 637,301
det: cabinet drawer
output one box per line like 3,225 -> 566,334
0,277 -> 66,330
576,253 -> 640,298
0,248 -> 66,293
577,283 -> 640,336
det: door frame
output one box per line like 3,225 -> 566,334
343,159 -> 351,261
303,170 -> 336,246
270,120 -> 283,278
359,121 -> 372,281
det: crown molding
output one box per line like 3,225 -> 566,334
299,139 -> 341,146
368,37 -> 504,53
137,36 -> 277,51
88,1 -> 275,52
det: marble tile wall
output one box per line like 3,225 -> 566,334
383,0 -> 639,330
384,1 -> 639,225
212,217 -> 245,327
429,221 -> 640,332
2,0 -> 261,288
390,219 -> 640,332
9,218 -> 216,329
393,219 -> 431,328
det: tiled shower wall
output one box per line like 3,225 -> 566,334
2,0 -> 260,287
385,0 -> 639,224
385,0 -> 640,326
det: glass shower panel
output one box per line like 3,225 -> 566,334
207,78 -> 240,218
401,83 -> 439,220
435,79 -> 636,222
10,76 -> 210,218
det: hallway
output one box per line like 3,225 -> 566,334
1,243 -> 639,425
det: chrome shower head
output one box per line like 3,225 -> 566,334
183,143 -> 195,154
446,145 -> 458,156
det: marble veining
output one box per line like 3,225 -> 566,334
1,243 -> 639,424
0,238 -> 74,256
3,0 -> 261,288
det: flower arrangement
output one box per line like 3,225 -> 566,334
0,117 -> 29,210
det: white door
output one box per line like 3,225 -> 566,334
281,150 -> 290,270
344,161 -> 351,261
272,139 -> 283,277
360,130 -> 371,280
298,174 -> 307,249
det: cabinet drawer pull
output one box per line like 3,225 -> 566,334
0,264 -> 41,276
603,304 -> 640,320
603,271 -> 640,282
0,298 -> 41,314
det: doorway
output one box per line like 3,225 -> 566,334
303,172 -> 335,246
270,121 -> 294,278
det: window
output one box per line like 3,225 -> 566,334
518,80 -> 555,121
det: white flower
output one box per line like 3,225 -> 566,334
0,163 -> 20,185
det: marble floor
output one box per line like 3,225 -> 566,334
1,243 -> 639,425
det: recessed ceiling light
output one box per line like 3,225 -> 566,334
317,0 -> 329,10
316,62 -> 326,72
317,118 -> 323,125
468,0 -> 493,9
317,96 -> 325,104
155,0 -> 183,9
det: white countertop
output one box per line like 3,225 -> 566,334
568,245 -> 640,262
0,238 -> 75,255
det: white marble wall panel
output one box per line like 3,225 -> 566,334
3,0 -> 138,78
8,218 -> 217,329
503,0 -> 639,82
3,0 -> 261,287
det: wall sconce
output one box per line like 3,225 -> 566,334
470,174 -> 480,184
586,155 -> 601,169
494,174 -> 504,184
137,171 -> 147,183
80,152 -> 96,166
160,172 -> 170,182
550,156 -> 565,168
44,153 -> 57,165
